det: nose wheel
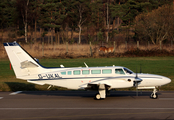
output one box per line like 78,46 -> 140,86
150,88 -> 158,99
151,93 -> 158,99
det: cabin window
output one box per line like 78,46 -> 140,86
82,70 -> 89,74
115,69 -> 125,74
91,70 -> 101,74
67,71 -> 72,75
73,70 -> 80,75
102,69 -> 112,74
61,72 -> 66,75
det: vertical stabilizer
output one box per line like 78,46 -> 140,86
3,42 -> 42,79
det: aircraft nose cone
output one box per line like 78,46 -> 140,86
164,77 -> 171,85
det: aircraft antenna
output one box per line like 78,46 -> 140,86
47,85 -> 52,89
60,64 -> 64,68
84,62 -> 88,68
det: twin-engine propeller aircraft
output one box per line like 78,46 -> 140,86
3,41 -> 171,100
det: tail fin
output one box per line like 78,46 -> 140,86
3,41 -> 42,79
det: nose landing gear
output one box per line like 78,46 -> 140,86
150,88 -> 158,99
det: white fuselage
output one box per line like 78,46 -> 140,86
20,66 -> 171,90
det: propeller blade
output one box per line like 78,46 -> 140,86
136,67 -> 138,78
136,85 -> 138,96
133,67 -> 142,89
140,64 -> 142,73
134,68 -> 142,97
133,81 -> 139,96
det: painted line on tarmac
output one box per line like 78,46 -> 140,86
159,98 -> 174,100
9,91 -> 22,95
0,108 -> 174,110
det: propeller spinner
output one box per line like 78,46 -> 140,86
133,68 -> 143,96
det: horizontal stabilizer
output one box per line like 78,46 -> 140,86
21,60 -> 39,68
27,80 -> 45,85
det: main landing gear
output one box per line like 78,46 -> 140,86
95,90 -> 110,100
94,84 -> 108,100
95,93 -> 102,100
150,88 -> 158,99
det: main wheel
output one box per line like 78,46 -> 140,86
95,93 -> 101,100
150,93 -> 158,99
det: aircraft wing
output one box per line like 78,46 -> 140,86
79,79 -> 112,90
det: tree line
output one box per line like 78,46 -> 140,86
0,0 -> 173,45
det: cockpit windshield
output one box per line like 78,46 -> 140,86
123,67 -> 134,74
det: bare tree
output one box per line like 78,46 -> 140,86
135,5 -> 174,44
77,4 -> 87,44
17,0 -> 30,43
71,0 -> 90,44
